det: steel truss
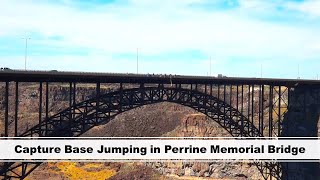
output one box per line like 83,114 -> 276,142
0,81 -> 292,179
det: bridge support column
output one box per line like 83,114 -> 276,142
96,82 -> 100,123
45,82 -> 49,136
3,82 -> 8,179
223,84 -> 226,127
230,85 -> 233,131
204,84 -> 207,114
260,85 -> 264,136
240,84 -> 244,136
68,82 -> 72,132
4,81 -> 9,137
196,84 -> 200,111
72,82 -> 76,120
119,83 -> 123,112
249,84 -> 256,134
280,85 -> 320,180
140,83 -> 145,104
39,82 -> 43,136
15,82 -> 18,137
268,86 -> 273,137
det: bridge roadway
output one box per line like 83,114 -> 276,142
1,69 -> 320,86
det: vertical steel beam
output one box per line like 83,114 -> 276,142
218,84 -> 221,123
69,82 -> 72,121
247,85 -> 251,134
108,95 -> 111,118
278,86 -> 281,136
230,85 -> 232,106
15,82 -> 19,137
204,84 -> 207,114
269,86 -> 273,137
119,83 -> 123,112
190,84 -> 193,103
217,84 -> 220,124
217,84 -> 220,101
45,82 -> 49,135
140,83 -> 144,104
161,83 -> 165,101
223,84 -> 226,126
96,82 -> 101,123
236,85 -> 239,111
287,87 -> 291,131
303,88 -> 306,127
241,84 -> 244,136
73,82 -> 76,119
151,84 -> 155,103
258,85 -> 261,134
251,85 -> 254,136
261,85 -> 264,136
177,84 -> 180,100
170,83 -> 173,98
68,82 -> 72,133
38,82 -> 43,136
195,84 -> 200,111
229,85 -> 232,132
69,82 -> 72,109
4,81 -> 9,137
73,82 -> 76,105
204,84 -> 207,95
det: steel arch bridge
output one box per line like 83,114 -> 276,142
0,70 -> 319,179
1,86 -> 276,179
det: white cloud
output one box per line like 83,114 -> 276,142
0,0 -> 319,78
286,0 -> 320,17
238,0 -> 276,10
237,0 -> 320,18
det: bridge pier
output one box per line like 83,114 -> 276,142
281,85 -> 320,180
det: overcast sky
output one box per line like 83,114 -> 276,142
0,0 -> 320,79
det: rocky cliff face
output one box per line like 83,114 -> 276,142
151,111 -> 260,179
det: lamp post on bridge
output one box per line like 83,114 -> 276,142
22,36 -> 31,71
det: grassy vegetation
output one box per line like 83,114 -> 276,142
47,162 -> 116,180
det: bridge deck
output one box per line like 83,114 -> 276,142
0,70 -> 319,86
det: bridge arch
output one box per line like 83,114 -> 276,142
21,86 -> 261,138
